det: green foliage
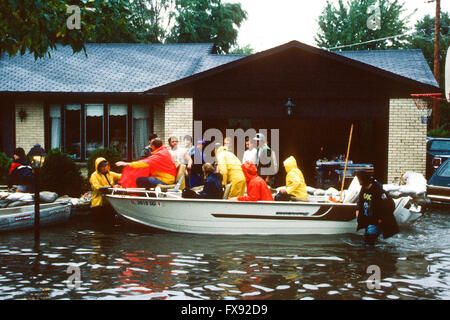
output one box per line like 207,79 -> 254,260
428,125 -> 450,138
40,149 -> 83,197
230,44 -> 254,55
0,153 -> 13,185
0,0 -> 136,59
167,0 -> 248,53
86,148 -> 123,178
407,12 -> 449,88
129,0 -> 176,43
2,0 -> 247,58
315,0 -> 410,50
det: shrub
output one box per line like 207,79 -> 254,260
87,148 -> 123,178
0,152 -> 12,185
428,125 -> 450,138
40,149 -> 83,197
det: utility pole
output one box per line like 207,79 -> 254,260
428,0 -> 441,129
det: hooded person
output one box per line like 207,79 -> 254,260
275,156 -> 308,201
116,138 -> 177,189
232,161 -> 273,202
215,146 -> 246,199
89,158 -> 121,218
8,147 -> 34,193
355,171 -> 399,245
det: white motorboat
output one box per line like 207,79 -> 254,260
0,202 -> 72,232
106,188 -> 422,235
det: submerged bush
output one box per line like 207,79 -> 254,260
87,148 -> 123,178
0,152 -> 12,185
40,149 -> 83,197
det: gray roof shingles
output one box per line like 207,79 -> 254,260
335,49 -> 439,88
0,43 -> 438,93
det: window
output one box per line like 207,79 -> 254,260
108,104 -> 128,159
49,104 -> 62,150
437,161 -> 450,178
85,104 -> 104,159
47,102 -> 153,161
430,140 -> 450,151
133,105 -> 150,159
65,104 -> 81,159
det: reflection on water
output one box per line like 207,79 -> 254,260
0,208 -> 449,300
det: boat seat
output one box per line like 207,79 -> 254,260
191,185 -> 204,192
157,164 -> 186,192
222,184 -> 232,199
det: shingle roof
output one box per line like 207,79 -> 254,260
335,49 -> 438,88
0,42 -> 438,93
0,43 -> 216,93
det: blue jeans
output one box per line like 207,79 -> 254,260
364,225 -> 379,246
136,177 -> 166,189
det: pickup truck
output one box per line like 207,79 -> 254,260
426,137 -> 450,179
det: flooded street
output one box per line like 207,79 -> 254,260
0,208 -> 449,300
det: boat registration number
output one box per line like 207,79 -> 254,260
131,200 -> 161,207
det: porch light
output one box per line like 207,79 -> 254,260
285,98 -> 295,116
28,144 -> 46,168
27,144 -> 46,244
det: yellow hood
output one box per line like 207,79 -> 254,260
283,156 -> 298,173
216,146 -> 228,156
94,157 -> 107,173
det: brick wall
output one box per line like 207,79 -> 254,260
15,101 -> 45,154
154,98 -> 193,144
387,98 -> 427,183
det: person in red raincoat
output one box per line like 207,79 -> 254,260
230,160 -> 274,202
116,138 -> 176,188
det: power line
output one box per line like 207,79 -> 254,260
327,31 -> 414,50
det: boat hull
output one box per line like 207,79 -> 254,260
0,202 -> 72,232
107,195 -> 358,235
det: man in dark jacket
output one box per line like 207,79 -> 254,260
8,147 -> 34,193
182,163 -> 223,199
198,163 -> 223,199
355,171 -> 399,246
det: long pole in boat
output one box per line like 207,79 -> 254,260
340,123 -> 354,202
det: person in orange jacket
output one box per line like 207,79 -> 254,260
229,161 -> 274,202
116,138 -> 177,189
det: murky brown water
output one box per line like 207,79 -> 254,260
0,208 -> 449,300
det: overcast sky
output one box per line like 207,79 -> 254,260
224,0 -> 450,52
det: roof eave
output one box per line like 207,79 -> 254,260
144,40 -> 441,95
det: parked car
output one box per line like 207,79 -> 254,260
426,137 -> 450,179
427,159 -> 450,206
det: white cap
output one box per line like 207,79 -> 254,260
253,133 -> 265,141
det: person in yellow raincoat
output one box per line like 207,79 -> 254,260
215,146 -> 246,199
90,157 -> 121,219
275,156 -> 308,201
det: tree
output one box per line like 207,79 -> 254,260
129,0 -> 176,43
408,12 -> 449,87
168,0 -> 247,54
408,12 -> 449,132
315,0 -> 410,50
230,44 -> 254,55
0,0 -> 136,59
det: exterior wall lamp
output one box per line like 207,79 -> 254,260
285,98 -> 295,116
18,108 -> 27,122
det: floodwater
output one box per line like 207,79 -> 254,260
0,208 -> 449,300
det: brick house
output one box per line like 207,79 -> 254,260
0,41 -> 440,183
